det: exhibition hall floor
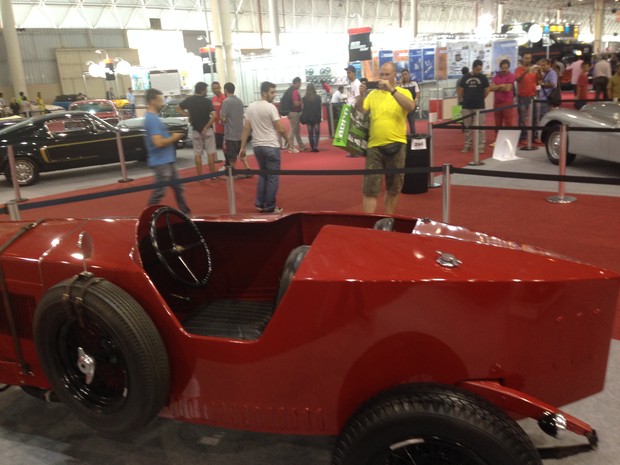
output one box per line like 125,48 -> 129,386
1,117 -> 619,465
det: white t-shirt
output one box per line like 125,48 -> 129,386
245,100 -> 281,148
331,90 -> 344,103
347,79 -> 360,104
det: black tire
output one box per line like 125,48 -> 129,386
4,157 -> 40,186
33,279 -> 170,435
332,383 -> 542,465
544,126 -> 576,166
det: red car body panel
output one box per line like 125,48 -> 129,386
0,211 -> 617,436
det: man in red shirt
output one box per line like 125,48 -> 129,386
211,81 -> 226,161
515,53 -> 539,142
575,62 -> 591,109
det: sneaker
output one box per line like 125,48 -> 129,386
346,153 -> 360,158
289,147 -> 300,153
255,204 -> 264,212
235,174 -> 253,179
263,206 -> 283,214
533,139 -> 543,145
460,146 -> 471,153
312,148 -> 319,152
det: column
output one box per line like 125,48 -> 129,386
1,0 -> 28,99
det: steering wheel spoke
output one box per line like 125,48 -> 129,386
149,207 -> 212,287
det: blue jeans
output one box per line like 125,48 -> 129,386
148,162 -> 190,215
534,100 -> 549,139
517,96 -> 533,139
307,122 -> 320,150
254,146 -> 281,212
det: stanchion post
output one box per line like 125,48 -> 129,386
116,130 -> 134,183
226,165 -> 237,215
6,145 -> 25,202
6,200 -> 21,220
468,110 -> 484,166
547,123 -> 576,204
328,102 -> 334,138
427,123 -> 440,188
442,163 -> 452,223
521,98 -> 538,151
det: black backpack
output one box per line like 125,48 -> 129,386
279,86 -> 294,116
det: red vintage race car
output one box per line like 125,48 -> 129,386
0,207 -> 617,465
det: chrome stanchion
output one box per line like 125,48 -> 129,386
226,165 -> 237,215
328,102 -> 334,138
6,145 -> 26,202
547,124 -> 576,204
116,131 -> 134,183
6,200 -> 21,220
521,98 -> 538,151
428,123 -> 440,188
468,110 -> 484,166
442,163 -> 452,223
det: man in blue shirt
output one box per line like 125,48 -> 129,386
144,88 -> 191,216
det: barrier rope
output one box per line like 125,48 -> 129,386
2,164 -> 618,217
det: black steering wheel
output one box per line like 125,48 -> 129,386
149,207 -> 212,287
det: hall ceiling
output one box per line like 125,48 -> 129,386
5,0 -> 620,36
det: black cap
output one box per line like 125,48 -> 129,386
344,65 -> 356,72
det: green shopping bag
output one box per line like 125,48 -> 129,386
332,104 -> 369,156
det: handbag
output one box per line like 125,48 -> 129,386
547,85 -> 561,106
332,104 -> 369,156
299,111 -> 308,125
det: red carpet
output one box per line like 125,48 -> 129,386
11,115 -> 620,339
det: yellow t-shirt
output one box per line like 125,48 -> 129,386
363,87 -> 413,148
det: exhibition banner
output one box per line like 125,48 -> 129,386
491,40 -> 519,73
436,47 -> 448,80
470,43 -> 493,75
348,27 -> 373,62
448,43 -> 469,78
423,48 -> 436,81
394,49 -> 409,74
409,49 -> 423,81
378,50 -> 394,67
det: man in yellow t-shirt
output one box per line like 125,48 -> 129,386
355,62 -> 415,214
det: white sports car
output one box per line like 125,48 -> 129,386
540,101 -> 620,165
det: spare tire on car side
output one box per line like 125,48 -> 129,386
33,277 -> 170,435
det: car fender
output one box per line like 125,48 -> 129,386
336,332 -> 468,428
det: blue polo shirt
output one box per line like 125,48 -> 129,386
144,111 -> 175,167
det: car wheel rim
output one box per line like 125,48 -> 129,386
15,160 -> 34,184
548,132 -> 561,161
57,318 -> 129,413
377,437 -> 489,465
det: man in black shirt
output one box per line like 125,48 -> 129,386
457,59 -> 490,154
177,82 -> 217,177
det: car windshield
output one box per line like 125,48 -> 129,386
72,103 -> 115,112
160,104 -> 182,118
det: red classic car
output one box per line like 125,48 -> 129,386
0,207 -> 617,465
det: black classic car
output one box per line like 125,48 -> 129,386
0,111 -> 148,186
118,98 -> 190,149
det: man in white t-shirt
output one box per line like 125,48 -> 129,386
345,65 -> 361,105
239,81 -> 290,214
567,58 -> 584,95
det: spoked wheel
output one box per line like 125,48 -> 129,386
4,157 -> 40,186
149,206 -> 212,287
544,127 -> 576,166
34,278 -> 169,435
333,383 -> 542,465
